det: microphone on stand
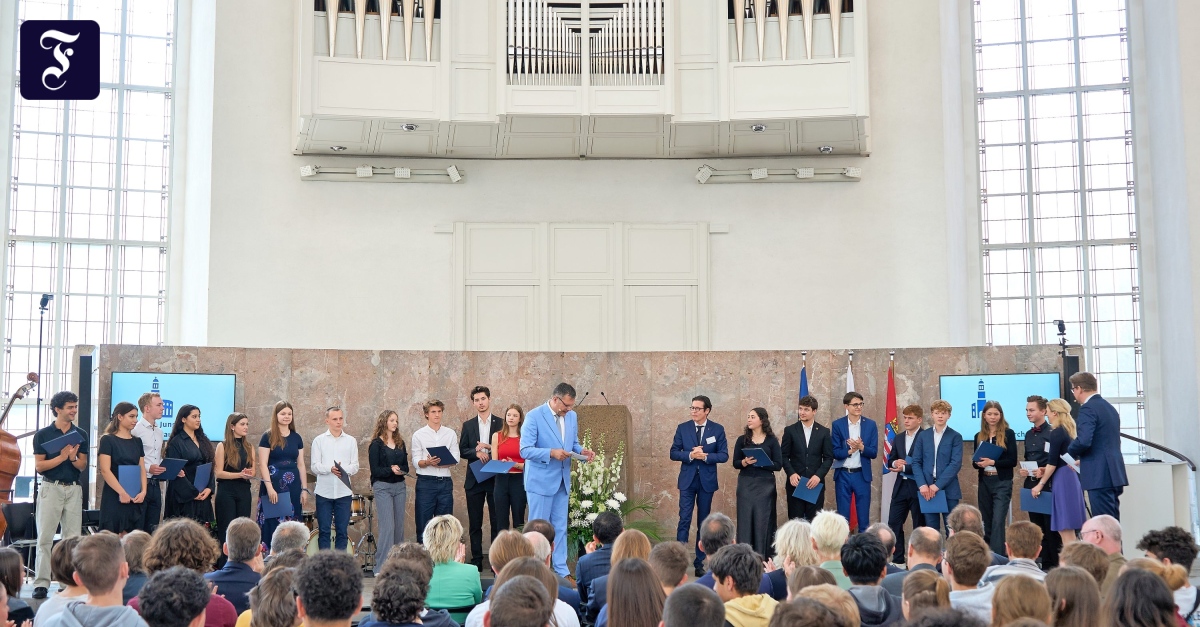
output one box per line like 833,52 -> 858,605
600,392 -> 611,405
576,391 -> 590,406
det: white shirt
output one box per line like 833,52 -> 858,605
310,430 -> 360,499
466,598 -> 580,627
802,422 -> 814,447
130,418 -> 164,478
932,426 -> 947,479
904,430 -> 917,456
845,419 -> 862,469
1175,585 -> 1198,622
693,419 -> 708,442
477,415 -> 492,450
412,425 -> 460,477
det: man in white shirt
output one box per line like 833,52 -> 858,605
832,392 -> 879,533
131,392 -> 167,533
885,405 -> 925,565
310,406 -> 360,551
412,400 -> 460,544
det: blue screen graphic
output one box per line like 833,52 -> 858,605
110,372 -> 236,441
938,373 -> 1061,441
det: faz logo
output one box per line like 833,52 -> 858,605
19,20 -> 100,101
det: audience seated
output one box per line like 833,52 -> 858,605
1044,565 -> 1101,627
863,524 -> 901,575
1081,514 -> 1126,598
267,522 -> 309,558
768,598 -> 843,627
711,544 -> 778,627
899,569 -> 949,622
795,584 -> 859,627
943,531 -> 994,623
120,532 -> 151,606
205,518 -> 263,615
990,575 -> 1051,627
839,533 -> 902,626
980,522 -> 1047,585
902,608 -> 987,627
588,529 -> 651,622
359,559 -> 434,627
235,566 -> 298,627
483,575 -> 553,627
770,520 -> 820,601
946,506 -> 1008,567
694,513 -> 773,594
1120,556 -> 1189,626
380,544 -> 458,627
466,557 -> 579,627
260,549 -> 305,576
0,547 -> 35,624
480,530 -> 535,598
880,527 -> 940,597
524,519 -> 574,590
139,567 -> 210,627
422,515 -> 483,622
43,533 -> 146,627
129,518 -> 238,627
521,531 -> 582,613
575,511 -> 621,612
602,558 -> 665,627
596,540 -> 690,626
787,566 -> 836,601
662,582 -> 726,627
1137,526 -> 1200,623
1104,568 -> 1179,627
811,511 -> 852,590
1059,541 -> 1111,591
35,536 -> 87,627
294,552 -> 363,627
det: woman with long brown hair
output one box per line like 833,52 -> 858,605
733,407 -> 783,559
98,401 -> 146,534
464,556 -> 579,627
971,400 -> 1017,555
164,404 -> 216,528
607,558 -> 666,627
1045,565 -> 1101,627
588,529 -> 652,623
491,403 -> 527,532
1031,398 -> 1087,544
256,400 -> 309,550
369,408 -> 409,574
901,568 -> 950,621
214,412 -> 255,566
991,574 -> 1052,626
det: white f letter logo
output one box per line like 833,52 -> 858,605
40,29 -> 81,91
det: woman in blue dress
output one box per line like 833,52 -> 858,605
257,400 -> 310,550
1030,397 -> 1087,546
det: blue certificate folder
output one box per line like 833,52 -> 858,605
425,446 -> 458,467
470,460 -> 515,483
118,465 -> 142,497
742,448 -> 774,467
261,494 -> 294,519
41,430 -> 84,456
791,479 -> 823,504
918,490 -> 949,514
972,442 -> 1005,464
1020,488 -> 1053,515
152,458 -> 187,481
193,463 -> 213,492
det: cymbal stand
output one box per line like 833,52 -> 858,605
356,495 -> 377,573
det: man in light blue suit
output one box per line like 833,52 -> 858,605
910,400 -> 964,533
520,382 -> 595,577
1067,371 -> 1128,520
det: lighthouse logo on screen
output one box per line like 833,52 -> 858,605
19,20 -> 100,101
150,377 -> 175,432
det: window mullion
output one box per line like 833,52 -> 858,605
1069,0 -> 1096,358
1019,0 -> 1038,344
108,0 -> 131,344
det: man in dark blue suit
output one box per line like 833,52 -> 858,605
1067,372 -> 1129,520
670,395 -> 729,576
910,400 -> 964,534
832,392 -> 878,532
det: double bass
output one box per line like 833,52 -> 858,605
0,373 -> 39,538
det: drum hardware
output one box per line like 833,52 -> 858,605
355,491 -> 377,571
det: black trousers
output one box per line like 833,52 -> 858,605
786,483 -> 824,522
138,480 -> 163,533
736,474 -> 777,559
887,477 -> 924,563
978,474 -> 1013,555
215,479 -> 252,568
466,484 -> 498,567
492,473 -> 527,531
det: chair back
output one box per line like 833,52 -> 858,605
0,502 -> 35,541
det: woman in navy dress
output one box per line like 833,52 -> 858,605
1031,397 -> 1087,546
98,401 -> 146,534
164,404 -> 216,528
257,400 -> 309,550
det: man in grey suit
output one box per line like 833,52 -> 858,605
1067,371 -> 1129,520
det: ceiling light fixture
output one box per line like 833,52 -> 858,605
299,165 -> 319,177
795,167 -> 814,179
446,165 -> 463,182
750,167 -> 769,180
394,167 -> 411,179
330,145 -> 348,152
750,124 -> 767,133
355,165 -> 374,178
819,145 -> 834,154
696,165 -> 714,184
401,123 -> 418,131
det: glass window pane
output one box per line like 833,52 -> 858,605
1086,189 -> 1135,239
14,98 -> 64,134
10,184 -> 60,237
1031,142 -> 1078,193
1035,246 -> 1083,296
980,145 -> 1026,195
1024,0 -> 1074,41
982,194 -> 1028,245
979,97 -> 1024,145
977,44 -> 1023,93
126,0 -> 175,38
1079,35 -> 1128,86
1029,93 -> 1076,142
975,0 -> 1021,46
66,135 -> 116,188
985,249 -> 1030,299
1078,0 -> 1126,37
1028,40 -> 1076,89
65,187 -> 115,240
122,139 -> 170,191
124,91 -> 171,140
13,131 -> 62,186
125,36 -> 173,88
1084,138 -> 1131,190
1089,244 -> 1138,294
7,242 -> 58,295
121,190 -> 168,241
1081,89 -> 1130,140
70,89 -> 120,137
75,0 -> 123,34
62,243 -> 112,295
987,298 -> 1031,346
1032,191 -> 1080,242
1036,296 -> 1085,343
117,246 -> 165,297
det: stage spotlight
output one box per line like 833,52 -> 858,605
299,165 -> 319,177
355,165 -> 374,178
696,165 -> 714,184
394,167 -> 411,179
446,165 -> 462,182
795,167 -> 815,179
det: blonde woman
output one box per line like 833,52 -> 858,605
424,515 -> 482,622
1030,398 -> 1086,544
771,519 -> 821,597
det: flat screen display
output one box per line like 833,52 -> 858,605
110,372 -> 236,441
938,373 -> 1061,441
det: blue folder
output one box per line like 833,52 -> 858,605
261,494 -> 295,519
741,448 -> 773,468
972,441 -> 1004,464
152,458 -> 187,481
41,430 -> 84,456
470,460 -> 515,483
1020,488 -> 1053,515
425,446 -> 458,467
118,465 -> 142,498
918,490 -> 949,514
193,462 -> 213,492
791,478 -> 822,504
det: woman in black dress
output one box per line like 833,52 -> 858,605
98,401 -> 146,534
214,412 -> 256,566
971,400 -> 1018,555
733,406 -> 783,559
164,404 -> 216,530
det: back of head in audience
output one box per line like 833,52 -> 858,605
1104,568 -> 1178,627
493,557 -> 559,607
768,598 -> 843,627
864,523 -> 896,561
524,519 -> 555,546
592,511 -> 623,545
1137,526 -> 1199,571
1122,557 -> 1188,592
902,608 -> 988,627
944,531 -> 990,588
787,565 -> 836,600
523,531 -> 553,564
1001,620 -> 1048,627
247,566 -> 299,627
648,541 -> 691,591
840,533 -> 888,585
262,549 -> 306,576
710,543 -> 764,601
699,513 -> 736,558
662,584 -> 725,627
139,566 -> 210,627
0,548 -> 24,597
1005,521 -> 1043,560
613,529 -> 652,564
811,511 -> 850,561
489,529 -> 535,575
991,574 -> 1052,626
1044,565 -> 1100,627
374,559 -> 431,625
1082,515 -> 1123,555
795,584 -> 859,627
907,527 -> 943,565
121,531 -> 151,576
386,542 -> 435,575
72,532 -> 127,596
295,552 -> 363,625
225,517 -> 262,564
144,518 -> 220,574
901,569 -> 951,621
270,521 -> 311,556
608,558 -> 666,627
423,515 -> 465,564
947,504 -> 985,538
773,520 -> 820,571
52,536 -> 85,588
1059,541 -> 1110,587
485,575 -> 553,627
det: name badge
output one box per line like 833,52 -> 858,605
706,436 -> 716,444
1044,442 -> 1051,453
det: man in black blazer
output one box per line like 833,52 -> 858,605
885,405 -> 925,565
781,395 -> 834,522
460,385 -> 505,570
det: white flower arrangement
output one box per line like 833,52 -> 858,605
568,432 -> 627,549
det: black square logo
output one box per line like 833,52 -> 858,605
19,20 -> 100,101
